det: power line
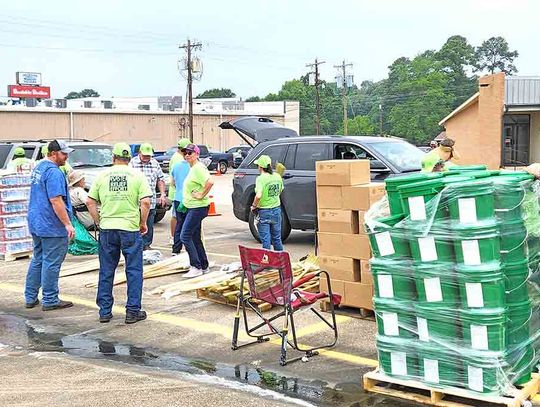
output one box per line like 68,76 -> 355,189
179,39 -> 203,142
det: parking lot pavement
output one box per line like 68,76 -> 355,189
1,172 -> 537,406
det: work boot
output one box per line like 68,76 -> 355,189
125,310 -> 147,324
99,314 -> 113,323
42,300 -> 74,311
25,299 -> 40,309
183,267 -> 203,278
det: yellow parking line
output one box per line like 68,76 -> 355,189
0,282 -> 377,368
293,315 -> 351,338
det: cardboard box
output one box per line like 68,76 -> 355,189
342,183 -> 386,211
316,160 -> 370,186
319,256 -> 360,282
319,278 -> 345,298
343,282 -> 373,310
316,185 -> 342,209
317,232 -> 371,259
360,260 -> 373,285
318,209 -> 359,234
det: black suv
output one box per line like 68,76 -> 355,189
232,135 -> 425,242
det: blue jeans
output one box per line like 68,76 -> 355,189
180,206 -> 209,269
257,207 -> 283,251
24,235 -> 69,306
172,200 -> 187,254
143,208 -> 156,248
97,229 -> 143,317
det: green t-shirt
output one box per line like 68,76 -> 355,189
168,152 -> 184,199
421,150 -> 451,173
88,165 -> 153,231
7,157 -> 33,171
255,172 -> 283,209
183,161 -> 211,209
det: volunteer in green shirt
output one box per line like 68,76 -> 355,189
251,154 -> 284,251
421,138 -> 459,172
7,147 -> 33,172
180,144 -> 214,278
86,143 -> 152,325
168,138 -> 191,245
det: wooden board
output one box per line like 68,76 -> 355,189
320,300 -> 375,319
0,250 -> 31,262
196,288 -> 272,312
363,370 -> 540,407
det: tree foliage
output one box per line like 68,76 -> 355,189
474,36 -> 519,75
65,89 -> 100,99
338,115 -> 376,135
196,88 -> 236,98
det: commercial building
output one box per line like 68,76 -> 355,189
0,97 -> 300,151
439,73 -> 540,169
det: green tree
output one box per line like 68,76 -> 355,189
65,89 -> 100,99
245,96 -> 261,102
338,115 -> 376,135
474,36 -> 519,74
196,88 -> 236,98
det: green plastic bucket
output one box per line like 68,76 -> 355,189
507,300 -> 531,347
417,343 -> 461,387
456,263 -> 505,309
446,180 -> 495,224
409,227 -> 454,263
503,259 -> 530,304
367,214 -> 410,259
448,165 -> 488,172
461,308 -> 506,351
507,345 -> 534,386
385,172 -> 443,216
462,349 -> 507,393
453,221 -> 500,265
376,336 -> 418,379
374,297 -> 416,339
413,262 -> 459,306
500,220 -> 528,263
494,172 -> 533,223
371,258 -> 416,301
414,303 -> 460,343
398,178 -> 445,221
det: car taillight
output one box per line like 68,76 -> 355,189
234,172 -> 246,179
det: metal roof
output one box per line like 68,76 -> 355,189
505,76 -> 540,106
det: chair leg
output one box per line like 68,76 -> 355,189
279,307 -> 289,366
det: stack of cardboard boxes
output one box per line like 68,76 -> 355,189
316,160 -> 386,310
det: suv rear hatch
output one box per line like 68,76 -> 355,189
219,117 -> 297,147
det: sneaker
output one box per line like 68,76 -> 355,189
202,268 -> 210,274
183,267 -> 203,278
168,236 -> 174,246
125,310 -> 147,324
25,299 -> 39,309
43,300 -> 74,311
171,252 -> 179,257
99,314 -> 113,323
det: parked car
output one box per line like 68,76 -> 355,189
160,144 -> 233,174
232,133 -> 425,242
226,145 -> 252,168
0,140 -> 171,224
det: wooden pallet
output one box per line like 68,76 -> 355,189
320,300 -> 375,319
196,288 -> 273,312
363,370 -> 540,407
0,250 -> 32,262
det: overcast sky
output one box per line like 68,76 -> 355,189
1,0 -> 539,100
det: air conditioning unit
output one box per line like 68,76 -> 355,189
138,104 -> 150,111
102,100 -> 113,109
25,98 -> 37,107
44,100 -> 53,107
162,103 -> 174,111
172,96 -> 182,109
55,99 -> 67,108
84,101 -> 92,108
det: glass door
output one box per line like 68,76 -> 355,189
503,114 -> 530,166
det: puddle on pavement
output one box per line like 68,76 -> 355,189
1,314 -> 409,407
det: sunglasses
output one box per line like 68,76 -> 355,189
184,151 -> 195,156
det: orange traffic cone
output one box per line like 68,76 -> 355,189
208,195 -> 221,217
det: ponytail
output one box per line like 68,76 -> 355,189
264,164 -> 273,174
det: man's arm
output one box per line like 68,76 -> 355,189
139,197 -> 151,235
49,196 -> 75,239
86,197 -> 100,227
157,179 -> 167,206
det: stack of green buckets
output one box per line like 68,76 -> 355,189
367,165 -> 540,394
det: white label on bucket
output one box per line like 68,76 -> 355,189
470,324 -> 489,350
409,196 -> 427,221
375,232 -> 395,257
378,274 -> 394,298
462,240 -> 481,265
382,312 -> 399,336
424,359 -> 440,384
468,366 -> 484,392
417,317 -> 429,342
391,351 -> 407,376
418,236 -> 438,262
458,198 -> 478,224
466,282 -> 484,308
425,277 -> 443,302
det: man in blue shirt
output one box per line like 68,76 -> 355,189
170,149 -> 191,255
25,140 -> 76,311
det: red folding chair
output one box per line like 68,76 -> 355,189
232,245 -> 341,366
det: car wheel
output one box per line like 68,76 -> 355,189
219,161 -> 228,174
154,210 -> 166,224
248,207 -> 291,243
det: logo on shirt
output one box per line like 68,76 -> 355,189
268,183 -> 281,197
109,175 -> 128,192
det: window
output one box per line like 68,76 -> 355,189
22,147 -> 36,159
0,145 -> 11,167
293,143 -> 329,171
334,143 -> 370,160
198,145 -> 209,156
284,144 -> 296,169
248,144 -> 288,169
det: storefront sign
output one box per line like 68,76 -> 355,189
8,85 -> 51,99
16,72 -> 42,86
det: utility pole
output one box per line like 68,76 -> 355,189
179,39 -> 202,142
334,60 -> 353,135
379,103 -> 383,136
306,58 -> 325,135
